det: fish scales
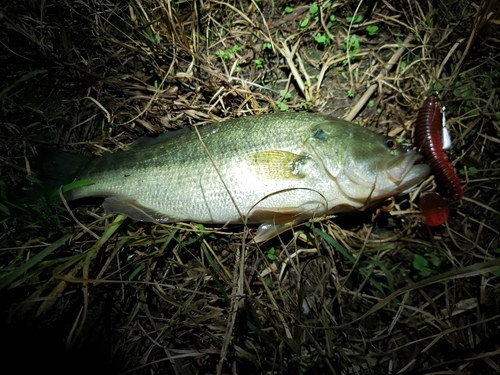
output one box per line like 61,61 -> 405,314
54,112 -> 429,242
70,112 -> 335,222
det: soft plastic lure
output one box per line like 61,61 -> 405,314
414,96 -> 463,226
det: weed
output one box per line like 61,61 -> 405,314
453,88 -> 469,98
299,3 -> 320,30
276,90 -> 292,111
342,34 -> 360,65
266,247 -> 276,260
459,166 -> 478,177
346,14 -> 363,24
314,33 -> 330,46
254,58 -> 264,69
309,3 -> 319,16
367,100 -> 375,108
413,253 -> 441,277
215,50 -> 230,61
326,14 -> 336,28
300,18 -> 310,29
215,45 -> 242,61
431,82 -> 444,91
366,25 -> 379,36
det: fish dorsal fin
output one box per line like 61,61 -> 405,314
129,128 -> 191,150
246,151 -> 309,180
103,196 -> 172,222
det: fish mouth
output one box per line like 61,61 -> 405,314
337,151 -> 430,202
386,151 -> 423,183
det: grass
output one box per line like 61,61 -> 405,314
1,0 -> 500,374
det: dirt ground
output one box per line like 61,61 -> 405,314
1,0 -> 500,374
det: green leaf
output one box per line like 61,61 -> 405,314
266,247 -> 276,260
413,254 -> 431,276
342,34 -> 360,53
413,254 -> 428,270
216,50 -> 230,60
284,6 -> 294,14
276,101 -> 289,111
468,166 -> 478,176
427,253 -> 441,267
367,100 -> 374,108
314,33 -> 330,45
229,45 -> 242,54
366,25 -> 379,36
453,88 -> 469,98
346,14 -> 363,23
309,3 -> 319,15
280,90 -> 292,100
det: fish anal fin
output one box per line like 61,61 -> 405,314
103,196 -> 171,223
246,151 -> 309,180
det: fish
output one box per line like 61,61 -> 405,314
38,112 -> 430,242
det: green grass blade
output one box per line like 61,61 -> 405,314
0,232 -> 72,290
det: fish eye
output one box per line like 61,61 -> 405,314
383,137 -> 397,150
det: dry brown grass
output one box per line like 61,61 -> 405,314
1,0 -> 500,374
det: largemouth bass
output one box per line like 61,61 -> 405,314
41,112 -> 430,242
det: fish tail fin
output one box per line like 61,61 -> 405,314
31,147 -> 90,195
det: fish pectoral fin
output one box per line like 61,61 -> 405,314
250,207 -> 308,243
248,207 -> 304,224
254,223 -> 295,243
103,196 -> 170,223
246,151 -> 309,180
254,219 -> 311,243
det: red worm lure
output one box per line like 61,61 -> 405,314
415,97 -> 463,226
414,96 -> 463,201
